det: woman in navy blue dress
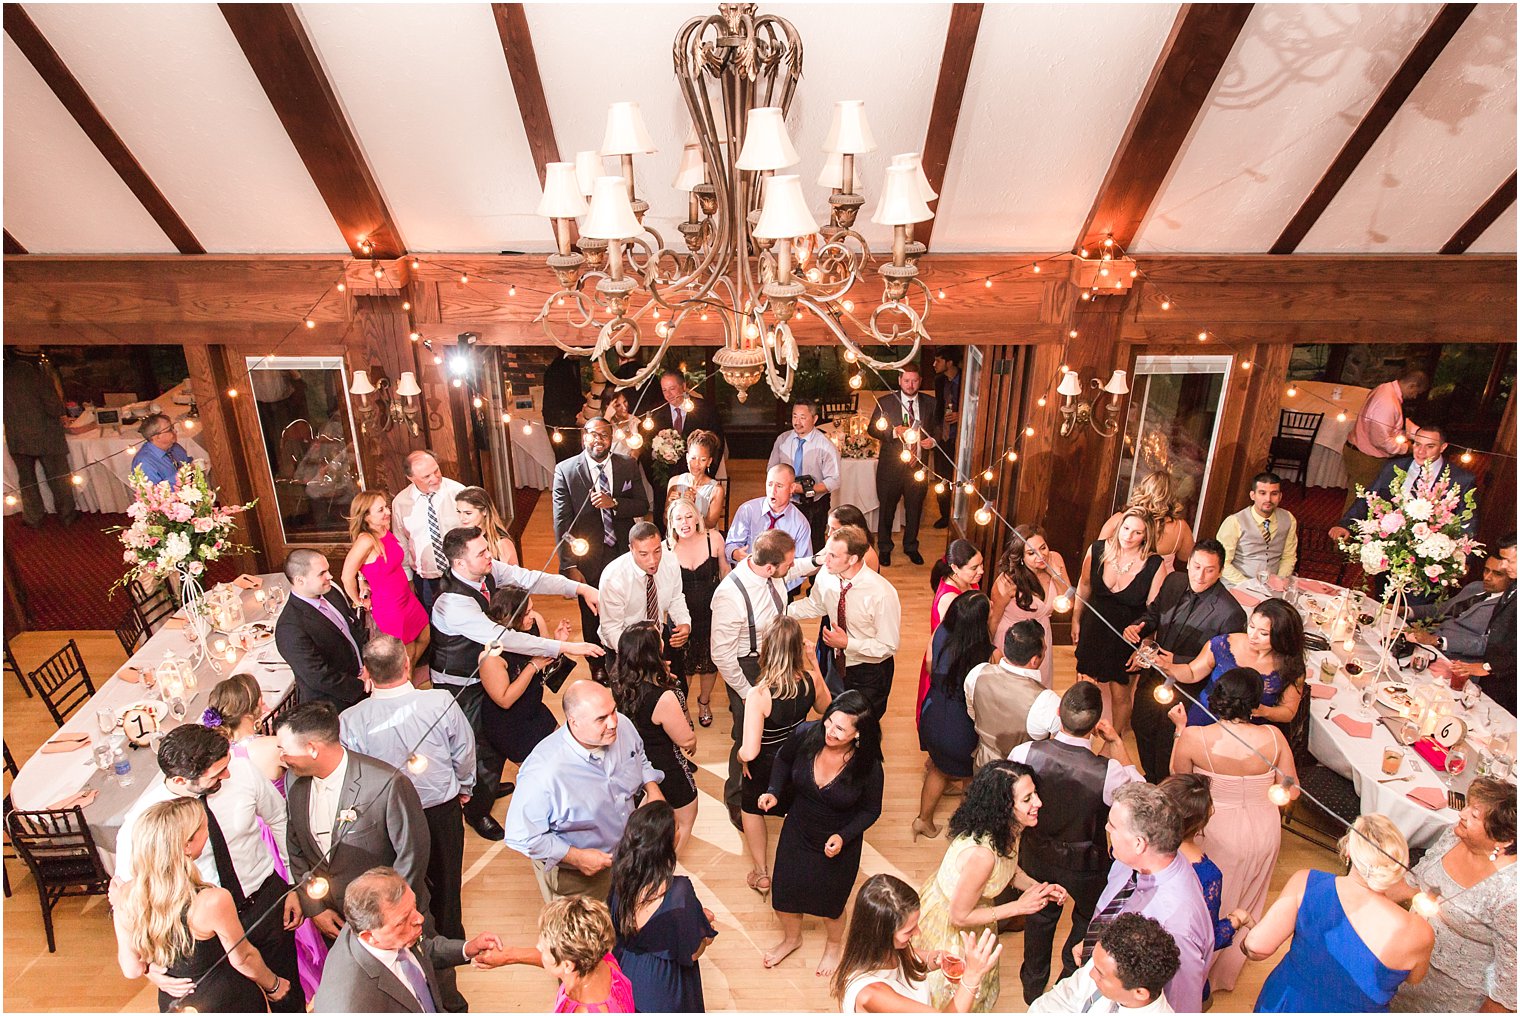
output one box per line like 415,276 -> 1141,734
914,591 -> 992,840
609,801 -> 717,1012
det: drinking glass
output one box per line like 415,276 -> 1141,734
1137,638 -> 1159,668
96,706 -> 116,736
1359,683 -> 1378,721
1444,746 -> 1468,789
92,742 -> 114,772
140,666 -> 158,699
169,696 -> 188,722
1462,681 -> 1482,713
1396,719 -> 1421,764
1256,568 -> 1271,590
940,952 -> 965,984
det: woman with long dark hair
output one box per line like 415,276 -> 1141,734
1162,597 -> 1306,728
987,525 -> 1072,687
758,690 -> 884,978
914,592 -> 993,840
608,801 -> 718,1012
479,586 -> 574,783
609,623 -> 699,851
916,540 -> 985,727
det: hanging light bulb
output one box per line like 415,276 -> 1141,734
1006,451 -> 1018,463
844,349 -> 858,363
1337,411 -> 1348,424
627,432 -> 644,450
401,300 -> 411,311
570,537 -> 591,558
1161,300 -> 1171,310
681,397 -> 695,413
974,506 -> 993,526
336,281 -> 346,292
1024,426 -> 1035,437
656,322 -> 670,339
410,332 -> 422,342
226,387 -> 239,398
3,494 -> 15,507
306,874 -> 331,900
1069,329 -> 1079,339
1411,891 -> 1440,918
982,468 -> 995,482
1198,331 -> 1208,342
937,289 -> 946,300
933,481 -> 946,495
373,266 -> 385,279
406,753 -> 430,774
501,411 -> 512,424
551,430 -> 564,444
913,467 -> 927,482
522,422 -> 534,436
1154,678 -> 1176,704
903,427 -> 919,445
411,258 -> 421,270
984,277 -> 992,288
472,396 -> 483,410
1286,385 -> 1298,397
900,448 -> 913,463
452,378 -> 463,389
71,473 -> 84,486
850,374 -> 864,390
1267,779 -> 1295,807
1241,361 -> 1253,371
1052,593 -> 1072,613
1032,264 -> 1041,274
1460,450 -> 1474,464
841,299 -> 855,312
642,417 -> 655,432
963,482 -> 976,495
874,415 -> 887,430
509,285 -> 517,297
305,319 -> 316,329
459,273 -> 469,284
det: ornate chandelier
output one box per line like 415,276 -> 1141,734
534,3 -> 937,401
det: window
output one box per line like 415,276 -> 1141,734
1112,355 -> 1232,532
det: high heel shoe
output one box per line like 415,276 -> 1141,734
696,696 -> 713,727
912,817 -> 941,841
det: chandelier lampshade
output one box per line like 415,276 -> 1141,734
1103,369 -> 1131,396
536,163 -> 589,218
890,153 -> 938,202
817,152 -> 846,190
871,165 -> 934,226
672,144 -> 707,191
574,150 -> 603,196
736,107 -> 800,171
395,372 -> 422,398
349,370 -> 375,396
823,100 -> 876,155
581,177 -> 642,239
754,175 -> 819,239
600,102 -> 657,156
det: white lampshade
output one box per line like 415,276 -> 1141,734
672,144 -> 706,191
890,152 -> 938,202
349,370 -> 375,396
581,176 -> 642,240
574,150 -> 603,196
822,100 -> 876,155
817,152 -> 846,190
396,371 -> 421,398
1057,370 -> 1083,398
736,107 -> 800,171
1103,369 -> 1130,396
600,102 -> 657,156
753,175 -> 819,239
870,165 -> 934,226
536,162 -> 589,218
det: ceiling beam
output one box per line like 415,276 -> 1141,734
1075,3 -> 1254,253
219,3 -> 405,259
916,2 -> 983,250
1441,171 -> 1517,254
4,3 -> 204,255
3,231 -> 25,255
1271,3 -> 1476,254
491,4 -> 560,186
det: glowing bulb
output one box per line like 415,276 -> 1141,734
1198,331 -> 1208,342
1154,680 -> 1176,705
963,482 -> 976,495
1241,360 -> 1253,371
472,396 -> 483,409
336,282 -> 345,292
744,321 -> 759,340
844,349 -> 858,363
1006,451 -> 1018,463
1460,450 -> 1473,464
913,467 -> 926,482
1099,267 -> 1109,277
841,300 -> 855,312
1336,411 -> 1347,424
433,355 -> 443,365
406,753 -> 430,774
974,506 -> 993,526
1342,637 -> 1356,653
183,419 -> 194,430
933,481 -> 946,495
410,332 -> 421,342
224,648 -> 237,664
305,319 -> 316,329
681,397 -> 695,413
903,427 -> 919,445
633,416 -> 650,433
522,422 -> 533,436
1036,395 -> 1047,407
459,273 -> 469,284
984,277 -> 992,288
508,285 -> 517,297
850,374 -> 863,390
1286,385 -> 1298,397
1069,329 -> 1079,339
1161,300 -> 1170,310
226,387 -> 239,398
807,268 -> 822,282
373,266 -> 384,279
452,378 -> 463,389
900,448 -> 913,463
937,289 -> 946,299
306,875 -> 331,900
570,537 -> 591,558
1080,292 -> 1091,301
1394,433 -> 1407,445
875,415 -> 887,430
558,297 -> 566,307
627,432 -> 644,450
700,312 -> 708,321
3,495 -> 15,507
1024,426 -> 1035,437
1052,594 -> 1072,613
1103,237 -> 1114,248
1079,248 -> 1088,258
1130,269 -> 1138,279
1267,780 -> 1294,807
551,430 -> 563,444
1032,264 -> 1041,274
401,300 -> 411,311
982,469 -> 995,482
411,259 -> 421,270
656,322 -> 670,339
1411,891 -> 1440,918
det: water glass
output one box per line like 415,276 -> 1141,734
1359,683 -> 1378,721
96,706 -> 116,736
92,742 -> 114,772
1137,638 -> 1159,668
1256,569 -> 1271,589
1462,681 -> 1482,713
1397,719 -> 1421,763
170,696 -> 188,722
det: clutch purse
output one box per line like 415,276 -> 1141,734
541,655 -> 576,693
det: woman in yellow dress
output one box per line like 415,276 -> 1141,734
913,760 -> 1068,1011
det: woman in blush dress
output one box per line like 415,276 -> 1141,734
987,525 -> 1072,687
916,540 -> 984,729
340,490 -> 429,671
455,486 -> 520,567
1098,471 -> 1195,575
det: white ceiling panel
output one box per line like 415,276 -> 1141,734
1134,4 -> 1442,253
23,2 -> 346,253
2,35 -> 178,253
1298,3 -> 1518,252
932,3 -> 1182,252
299,3 -> 544,253
1467,201 -> 1517,252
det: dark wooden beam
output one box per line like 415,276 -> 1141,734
1076,3 -> 1254,253
4,3 -> 204,254
1271,3 -> 1476,254
1441,171 -> 1517,254
491,3 -> 560,185
219,3 -> 404,258
3,230 -> 25,255
916,3 -> 983,250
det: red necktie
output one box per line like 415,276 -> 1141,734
834,581 -> 852,675
766,512 -> 780,530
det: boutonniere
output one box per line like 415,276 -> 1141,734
337,808 -> 358,825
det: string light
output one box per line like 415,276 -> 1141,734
1161,300 -> 1170,310
1267,779 -> 1294,807
937,289 -> 946,299
933,481 -> 946,495
1052,593 -> 1072,613
1154,677 -> 1176,704
1336,411 -> 1347,423
1241,360 -> 1253,371
1006,451 -> 1018,463
508,285 -> 516,297
3,495 -> 14,507
570,537 -> 591,558
842,299 -> 855,312
373,266 -> 385,279
521,422 -> 534,436
913,467 -> 927,482
903,428 -> 919,445
336,282 -> 345,293
844,349 -> 858,363
304,319 -> 315,329
305,875 -> 330,901
433,354 -> 443,365
984,277 -> 992,288
1286,385 -> 1298,397
451,378 -> 463,388
410,332 -> 421,342
899,448 -> 913,463
974,506 -> 993,526
1023,425 -> 1035,437
1032,264 -> 1041,274
459,273 -> 469,284
551,430 -> 564,444
627,432 -> 644,450
850,374 -> 864,390
500,412 -> 511,424
226,387 -> 239,398
874,415 -> 887,431
962,482 -> 976,495
472,396 -> 483,410
642,417 -> 656,431
1197,331 -> 1208,342
1460,449 -> 1474,464
1411,891 -> 1441,918
402,301 -> 411,311
1068,330 -> 1079,339
1036,396 -> 1047,408
982,468 -> 995,482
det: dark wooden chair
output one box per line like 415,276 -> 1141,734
126,577 -> 178,633
818,395 -> 859,424
256,688 -> 300,737
1267,409 -> 1324,489
26,640 -> 95,729
1298,528 -> 1350,587
4,639 -> 32,698
6,807 -> 112,952
114,606 -> 151,658
2,745 -> 15,898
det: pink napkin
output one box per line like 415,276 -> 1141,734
1298,578 -> 1340,596
233,574 -> 263,590
45,789 -> 99,811
1406,786 -> 1448,810
1231,587 -> 1263,608
1310,684 -> 1337,699
163,616 -> 188,630
115,666 -> 141,684
1332,713 -> 1373,738
40,733 -> 92,754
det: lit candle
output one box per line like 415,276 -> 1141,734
254,590 -> 266,603
212,638 -> 227,654
224,648 -> 237,664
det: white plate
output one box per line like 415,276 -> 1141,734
231,621 -> 276,646
1376,682 -> 1414,712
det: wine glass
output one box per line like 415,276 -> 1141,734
1444,746 -> 1468,790
1359,682 -> 1378,722
169,696 -> 188,723
1396,719 -> 1421,764
96,706 -> 116,736
140,665 -> 158,700
1462,681 -> 1482,713
92,742 -> 114,773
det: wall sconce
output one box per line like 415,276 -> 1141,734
351,369 -> 423,435
1057,368 -> 1129,438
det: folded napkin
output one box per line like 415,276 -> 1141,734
163,616 -> 189,630
1407,786 -> 1448,811
1298,578 -> 1340,596
46,788 -> 100,811
1412,737 -> 1452,771
114,666 -> 141,684
233,574 -> 263,590
1310,684 -> 1337,700
40,733 -> 92,754
1332,714 -> 1373,738
1231,587 -> 1263,608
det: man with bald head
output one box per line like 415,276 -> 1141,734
504,680 -> 664,900
392,449 -> 467,611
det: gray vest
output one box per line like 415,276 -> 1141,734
1230,506 -> 1292,578
971,665 -> 1046,769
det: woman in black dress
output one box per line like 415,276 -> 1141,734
666,497 -> 729,728
611,622 -> 700,852
737,616 -> 832,899
115,798 -> 288,1012
915,591 -> 993,840
479,587 -> 574,769
1072,506 -> 1165,738
758,689 -> 884,979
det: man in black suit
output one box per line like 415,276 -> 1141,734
552,417 -> 650,673
868,363 -> 941,566
930,348 -> 963,529
1123,539 -> 1247,781
637,368 -> 724,530
542,352 -> 585,463
274,549 -> 369,713
1452,533 -> 1517,715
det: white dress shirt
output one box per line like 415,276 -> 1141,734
710,561 -> 788,699
1026,959 -> 1176,1014
357,937 -> 465,1007
596,549 -> 692,649
392,478 -> 467,580
1009,731 -> 1145,805
1402,456 -> 1446,497
788,564 -> 900,665
767,428 -> 842,495
309,749 -> 351,855
963,659 -> 1060,735
429,561 -> 581,685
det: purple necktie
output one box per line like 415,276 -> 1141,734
314,596 -> 361,662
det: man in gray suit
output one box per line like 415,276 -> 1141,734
1405,552 -> 1514,660
311,867 -> 502,1013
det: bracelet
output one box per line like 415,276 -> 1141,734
262,976 -> 282,996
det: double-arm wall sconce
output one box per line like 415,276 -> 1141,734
1057,368 -> 1130,438
350,370 -> 422,436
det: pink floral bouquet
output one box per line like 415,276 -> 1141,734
1336,464 -> 1480,597
110,462 -> 254,593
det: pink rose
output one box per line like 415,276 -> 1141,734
168,503 -> 194,523
1424,565 -> 1444,580
192,516 -> 216,533
1378,512 -> 1405,536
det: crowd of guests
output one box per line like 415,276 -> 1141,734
103,358 -> 1518,1014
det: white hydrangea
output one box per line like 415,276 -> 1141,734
1360,541 -> 1389,574
1416,532 -> 1457,561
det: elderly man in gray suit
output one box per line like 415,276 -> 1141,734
312,867 -> 503,1013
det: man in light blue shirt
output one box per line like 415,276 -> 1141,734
504,681 -> 663,900
340,634 -> 475,942
726,463 -> 814,590
129,413 -> 193,485
767,400 -> 842,549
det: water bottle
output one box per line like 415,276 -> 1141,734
112,746 -> 135,788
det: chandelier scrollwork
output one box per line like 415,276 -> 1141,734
533,2 -> 937,401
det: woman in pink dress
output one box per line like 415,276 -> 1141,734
341,490 -> 430,671
916,540 -> 985,727
987,525 -> 1071,689
1098,471 -> 1195,577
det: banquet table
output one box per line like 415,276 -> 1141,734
1278,381 -> 1371,488
9,575 -> 295,874
835,457 -> 904,534
507,391 -> 557,490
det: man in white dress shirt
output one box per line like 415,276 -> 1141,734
113,723 -> 304,1010
768,400 -> 842,549
1027,913 -> 1179,1014
710,528 -> 797,827
788,525 -> 901,720
595,521 -> 692,656
964,620 -> 1062,768
391,450 -> 466,611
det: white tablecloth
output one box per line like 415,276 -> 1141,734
10,576 -> 295,873
836,457 -> 903,534
1279,381 -> 1371,488
509,406 -> 556,490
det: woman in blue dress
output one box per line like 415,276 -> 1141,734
1160,598 -> 1305,728
609,801 -> 718,1012
1241,814 -> 1433,1013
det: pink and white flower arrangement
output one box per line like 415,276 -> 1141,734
110,462 -> 254,593
650,428 -> 687,467
1338,464 -> 1479,597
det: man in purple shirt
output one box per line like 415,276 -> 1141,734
725,463 -> 813,590
1082,783 -> 1212,1014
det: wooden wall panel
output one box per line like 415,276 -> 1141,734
183,344 -> 265,575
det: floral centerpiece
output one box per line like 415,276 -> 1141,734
837,431 -> 879,460
649,428 -> 687,487
1336,464 -> 1480,599
112,462 -> 254,593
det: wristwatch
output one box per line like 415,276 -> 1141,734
1482,662 -> 1493,674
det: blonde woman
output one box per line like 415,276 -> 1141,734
1099,472 -> 1195,573
115,797 -> 288,1011
1072,507 -> 1165,736
738,616 -> 831,897
340,490 -> 429,669
666,429 -> 725,531
455,486 -> 520,567
667,497 -> 728,726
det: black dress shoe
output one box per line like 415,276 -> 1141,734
879,550 -> 893,567
933,518 -> 949,529
907,551 -> 925,566
494,782 -> 515,800
468,815 -> 505,841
